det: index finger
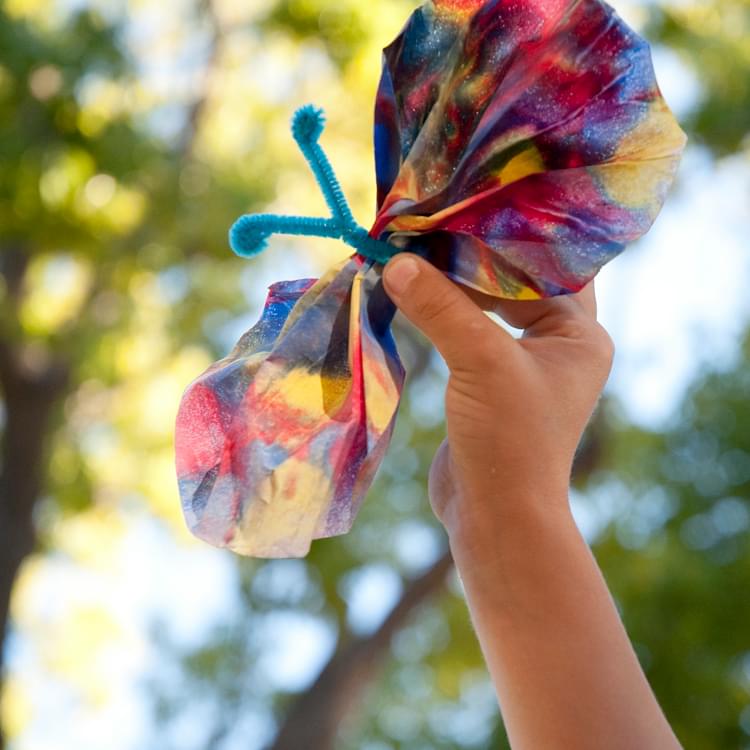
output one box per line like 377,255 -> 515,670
491,279 -> 598,333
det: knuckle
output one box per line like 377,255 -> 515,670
412,288 -> 460,326
452,334 -> 508,378
589,323 -> 615,367
553,315 -> 590,341
557,316 -> 614,374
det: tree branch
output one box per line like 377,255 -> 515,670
0,5 -> 226,748
266,401 -> 611,750
269,550 -> 454,750
177,0 -> 223,161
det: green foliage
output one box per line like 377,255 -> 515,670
0,1 -> 271,531
591,332 -> 750,749
1,0 -> 749,748
648,0 -> 750,155
259,0 -> 374,68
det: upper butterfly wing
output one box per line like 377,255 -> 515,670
371,0 -> 686,297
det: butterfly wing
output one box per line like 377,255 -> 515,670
371,0 -> 686,297
175,259 -> 404,558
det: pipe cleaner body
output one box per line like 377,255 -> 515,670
230,105 -> 397,266
175,0 -> 686,558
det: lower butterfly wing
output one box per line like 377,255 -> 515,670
316,260 -> 405,538
175,277 -> 317,548
175,257 -> 404,558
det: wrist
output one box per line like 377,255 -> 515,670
445,486 -> 580,584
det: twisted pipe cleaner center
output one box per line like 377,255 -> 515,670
229,105 -> 399,266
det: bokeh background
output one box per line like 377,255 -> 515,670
0,0 -> 749,748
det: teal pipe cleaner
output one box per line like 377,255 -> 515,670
229,105 -> 397,265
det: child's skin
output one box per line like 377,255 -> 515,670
382,253 -> 682,750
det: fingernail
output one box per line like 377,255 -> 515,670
384,255 -> 419,298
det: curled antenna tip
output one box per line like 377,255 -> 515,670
229,216 -> 270,258
292,104 -> 326,145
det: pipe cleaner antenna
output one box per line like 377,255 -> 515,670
229,105 -> 396,265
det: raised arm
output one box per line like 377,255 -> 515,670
382,253 -> 681,750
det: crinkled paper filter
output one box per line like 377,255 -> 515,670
175,0 -> 686,558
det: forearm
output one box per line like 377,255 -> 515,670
449,492 -> 682,750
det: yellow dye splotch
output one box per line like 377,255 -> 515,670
594,158 -> 681,212
233,456 -> 333,557
497,144 -> 545,187
615,100 -> 688,161
434,0 -> 487,20
385,144 -> 543,235
592,100 -> 686,210
259,366 -> 352,420
361,356 -> 401,432
513,284 -> 543,300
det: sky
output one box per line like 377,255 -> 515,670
4,1 -> 750,748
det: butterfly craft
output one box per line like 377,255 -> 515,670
175,0 -> 686,557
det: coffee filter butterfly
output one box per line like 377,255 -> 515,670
175,0 -> 686,557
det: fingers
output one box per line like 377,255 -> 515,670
575,281 -> 598,318
431,278 -> 596,320
454,284 -> 509,315
492,280 -> 599,337
383,253 -> 607,366
382,253 -> 513,371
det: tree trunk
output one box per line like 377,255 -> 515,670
0,4 -> 224,743
269,550 -> 454,750
0,325 -> 69,750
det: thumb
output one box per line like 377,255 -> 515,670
382,253 -> 512,372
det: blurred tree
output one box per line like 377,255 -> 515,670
146,2 -> 750,746
0,0 -> 447,746
648,0 -> 750,155
591,329 -> 750,750
0,1 -> 267,745
149,300 -> 750,750
1,0 -> 748,748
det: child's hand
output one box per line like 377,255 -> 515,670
383,253 -> 681,750
382,252 -> 613,542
